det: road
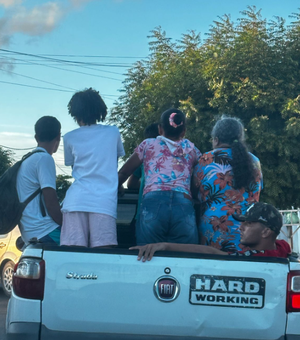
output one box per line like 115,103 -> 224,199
0,289 -> 8,340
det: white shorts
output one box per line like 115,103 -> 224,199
60,212 -> 118,248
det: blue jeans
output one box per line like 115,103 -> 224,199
137,191 -> 198,245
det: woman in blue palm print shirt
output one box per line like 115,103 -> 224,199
193,116 -> 263,252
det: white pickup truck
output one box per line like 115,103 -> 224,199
6,191 -> 300,340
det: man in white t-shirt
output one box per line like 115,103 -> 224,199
16,116 -> 62,245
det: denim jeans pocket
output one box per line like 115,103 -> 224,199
140,198 -> 162,223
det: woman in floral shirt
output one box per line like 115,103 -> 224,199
118,108 -> 201,245
193,116 -> 263,252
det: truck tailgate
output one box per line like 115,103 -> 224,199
41,248 -> 289,339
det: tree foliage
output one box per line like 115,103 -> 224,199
110,6 -> 300,208
0,147 -> 14,176
56,174 -> 72,204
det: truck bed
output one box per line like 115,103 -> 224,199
38,245 -> 289,340
6,190 -> 300,340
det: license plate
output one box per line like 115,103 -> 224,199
190,275 -> 265,309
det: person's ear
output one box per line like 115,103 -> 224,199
52,133 -> 61,153
53,133 -> 60,144
34,134 -> 38,143
213,137 -> 219,147
261,227 -> 272,239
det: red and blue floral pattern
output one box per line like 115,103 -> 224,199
135,137 -> 201,197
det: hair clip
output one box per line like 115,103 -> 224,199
169,112 -> 183,128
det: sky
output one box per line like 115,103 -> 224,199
0,0 -> 299,176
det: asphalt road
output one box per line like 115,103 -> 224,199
0,289 -> 8,340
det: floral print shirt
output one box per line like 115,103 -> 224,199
193,148 -> 263,252
135,136 -> 201,197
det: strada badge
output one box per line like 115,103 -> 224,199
66,272 -> 98,280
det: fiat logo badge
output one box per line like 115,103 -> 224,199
154,276 -> 180,302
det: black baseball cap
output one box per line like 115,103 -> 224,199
233,202 -> 283,235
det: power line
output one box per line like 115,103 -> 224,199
39,54 -> 145,59
0,49 -> 133,67
1,51 -> 145,59
7,61 -> 126,76
0,78 -> 119,98
3,69 -> 78,92
0,49 -> 129,97
55,163 -> 70,175
0,144 -> 35,150
0,80 -> 74,92
1,57 -> 123,81
0,50 -> 128,99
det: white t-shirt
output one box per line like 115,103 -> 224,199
16,147 -> 60,244
62,124 -> 125,218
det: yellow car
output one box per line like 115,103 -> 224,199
0,226 -> 22,296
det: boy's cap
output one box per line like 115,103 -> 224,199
233,202 -> 283,234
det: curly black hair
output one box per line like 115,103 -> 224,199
160,108 -> 186,138
67,88 -> 107,125
211,116 -> 256,190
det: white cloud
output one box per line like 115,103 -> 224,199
7,2 -> 64,36
0,131 -> 35,151
0,0 -> 97,45
69,0 -> 95,8
0,0 -> 22,8
0,131 -> 32,138
0,0 -> 97,73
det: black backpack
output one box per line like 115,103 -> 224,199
0,150 -> 45,234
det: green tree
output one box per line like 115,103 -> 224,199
110,6 -> 300,209
56,175 -> 72,203
110,27 -> 215,155
202,7 -> 300,208
0,147 -> 14,176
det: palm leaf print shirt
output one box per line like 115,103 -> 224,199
193,148 -> 263,251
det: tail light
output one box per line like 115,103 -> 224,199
13,258 -> 45,300
287,270 -> 300,312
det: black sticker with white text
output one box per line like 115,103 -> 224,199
190,275 -> 265,308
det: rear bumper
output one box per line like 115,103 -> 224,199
6,322 -> 40,340
6,323 -> 297,340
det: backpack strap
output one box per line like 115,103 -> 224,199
23,188 -> 47,217
23,188 -> 42,205
21,149 -> 47,217
40,194 -> 46,217
21,149 -> 45,161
